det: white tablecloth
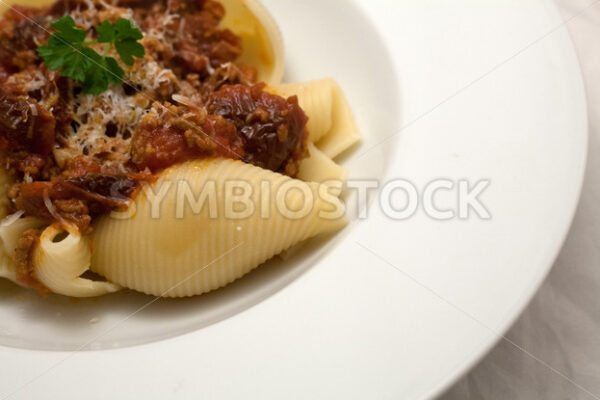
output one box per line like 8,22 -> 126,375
442,1 -> 600,398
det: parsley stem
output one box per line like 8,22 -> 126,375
82,40 -> 99,46
102,44 -> 110,58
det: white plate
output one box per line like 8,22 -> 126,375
0,0 -> 587,399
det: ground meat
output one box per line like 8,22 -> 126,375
175,1 -> 242,73
0,64 -> 10,83
136,0 -> 242,76
50,0 -> 109,15
53,199 -> 91,232
15,181 -> 71,226
6,152 -> 46,177
14,228 -> 49,296
62,155 -> 117,177
53,77 -> 74,140
0,89 -> 56,157
207,84 -> 308,174
131,101 -> 243,171
180,63 -> 257,102
0,9 -> 50,72
15,173 -> 142,232
3,67 -> 74,145
65,173 -> 139,211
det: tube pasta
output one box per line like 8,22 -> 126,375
0,217 -> 120,296
0,252 -> 14,282
0,170 -> 43,283
298,143 -> 348,197
33,226 -> 121,297
0,217 -> 45,258
91,158 -> 347,297
272,79 -> 361,158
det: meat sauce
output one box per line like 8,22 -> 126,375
0,89 -> 55,156
14,228 -> 48,295
0,6 -> 53,75
207,84 -> 308,175
0,0 -> 308,292
130,101 -> 244,171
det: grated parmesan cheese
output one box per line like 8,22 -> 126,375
145,11 -> 178,46
67,86 -> 147,160
125,60 -> 176,91
5,69 -> 50,95
12,70 -> 47,92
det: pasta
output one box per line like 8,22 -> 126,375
0,216 -> 119,296
220,0 -> 284,86
0,217 -> 45,261
91,158 -> 347,297
0,252 -> 14,282
272,79 -> 362,157
34,226 -> 121,297
0,0 -> 361,298
298,143 -> 349,197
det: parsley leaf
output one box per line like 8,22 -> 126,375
96,21 -> 116,43
36,17 -> 87,71
50,16 -> 87,44
37,16 -> 145,95
61,50 -> 91,82
114,18 -> 145,66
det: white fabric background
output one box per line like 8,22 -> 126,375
442,1 -> 600,399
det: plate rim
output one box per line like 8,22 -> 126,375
0,1 -> 589,399
408,2 -> 589,397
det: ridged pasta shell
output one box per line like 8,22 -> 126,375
91,158 -> 347,297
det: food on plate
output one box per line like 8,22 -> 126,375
0,0 -> 360,297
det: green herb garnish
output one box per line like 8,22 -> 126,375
37,16 -> 145,95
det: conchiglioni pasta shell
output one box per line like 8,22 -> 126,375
272,79 -> 361,157
0,0 -> 284,85
298,143 -> 348,197
220,0 -> 285,86
0,0 -> 42,11
91,159 -> 347,297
